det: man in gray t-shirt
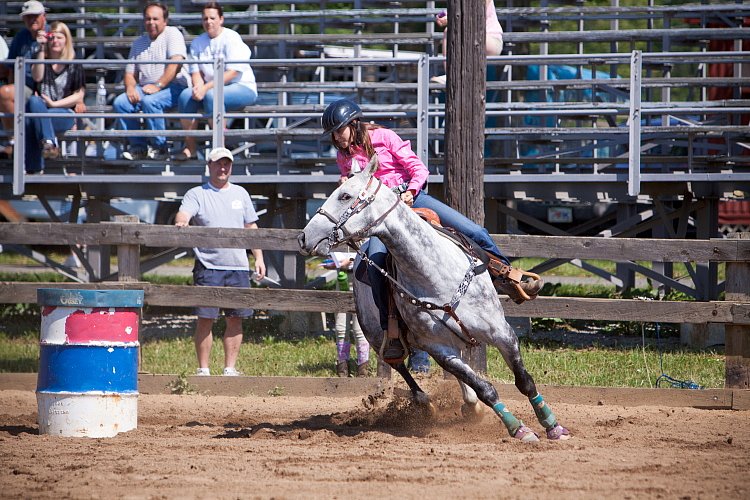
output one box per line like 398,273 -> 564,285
113,2 -> 189,161
175,147 -> 266,376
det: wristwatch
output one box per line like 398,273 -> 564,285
155,82 -> 163,88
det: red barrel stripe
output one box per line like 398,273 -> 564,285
44,307 -> 140,343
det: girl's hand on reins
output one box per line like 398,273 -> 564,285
400,191 -> 414,206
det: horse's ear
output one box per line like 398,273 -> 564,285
366,154 -> 379,175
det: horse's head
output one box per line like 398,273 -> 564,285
298,155 -> 399,256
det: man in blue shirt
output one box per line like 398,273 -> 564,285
175,147 -> 266,376
0,1 -> 49,158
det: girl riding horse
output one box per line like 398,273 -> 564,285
322,99 -> 543,363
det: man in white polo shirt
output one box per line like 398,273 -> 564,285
114,2 -> 189,161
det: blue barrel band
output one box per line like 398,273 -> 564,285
37,344 -> 139,393
37,289 -> 144,308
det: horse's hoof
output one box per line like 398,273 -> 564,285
413,391 -> 431,407
461,402 -> 483,422
546,424 -> 571,441
513,425 -> 540,443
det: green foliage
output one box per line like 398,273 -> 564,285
0,323 -> 725,388
490,340 -> 724,389
268,386 -> 286,397
167,372 -> 197,395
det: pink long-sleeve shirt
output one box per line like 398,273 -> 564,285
336,127 -> 429,193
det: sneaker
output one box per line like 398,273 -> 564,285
122,148 -> 147,161
223,367 -> 242,376
148,146 -> 169,160
196,367 -> 210,376
430,74 -> 447,85
42,140 -> 59,159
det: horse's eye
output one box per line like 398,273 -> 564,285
339,193 -> 353,202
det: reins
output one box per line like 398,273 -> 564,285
315,176 -> 400,248
355,247 -> 480,346
317,174 -> 480,346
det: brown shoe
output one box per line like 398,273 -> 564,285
336,361 -> 349,378
356,361 -> 369,377
494,277 -> 543,304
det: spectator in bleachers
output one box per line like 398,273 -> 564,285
431,0 -> 503,85
113,2 -> 188,161
0,1 -> 49,159
175,2 -> 257,161
24,21 -> 84,174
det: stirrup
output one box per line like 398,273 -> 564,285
379,318 -> 407,365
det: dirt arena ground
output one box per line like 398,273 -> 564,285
1,377 -> 748,499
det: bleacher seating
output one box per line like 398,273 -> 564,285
0,0 -> 747,203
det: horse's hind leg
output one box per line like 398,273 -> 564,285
431,351 -> 539,442
457,381 -> 483,421
497,338 -> 570,441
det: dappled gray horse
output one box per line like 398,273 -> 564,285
298,157 -> 569,442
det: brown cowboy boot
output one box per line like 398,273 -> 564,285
336,360 -> 349,378
488,257 -> 543,305
356,361 -> 369,377
380,314 -> 407,364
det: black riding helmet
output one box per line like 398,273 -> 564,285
322,99 -> 362,135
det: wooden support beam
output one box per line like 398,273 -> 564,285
444,0 -> 487,374
2,282 -> 748,325
725,232 -> 750,389
112,215 -> 141,282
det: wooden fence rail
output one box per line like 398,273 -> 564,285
0,222 -> 748,387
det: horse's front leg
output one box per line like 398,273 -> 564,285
496,337 -> 571,441
392,362 -> 430,406
430,351 -> 540,442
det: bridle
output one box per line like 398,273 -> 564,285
314,174 -> 400,248
315,173 -> 480,346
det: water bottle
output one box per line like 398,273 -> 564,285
96,78 -> 107,109
337,271 -> 349,292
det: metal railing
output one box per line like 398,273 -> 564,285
6,49 -> 750,197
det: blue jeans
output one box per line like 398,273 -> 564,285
366,190 -> 510,330
178,83 -> 257,115
25,95 -> 75,173
412,191 -> 508,263
408,349 -> 431,373
113,83 -> 186,150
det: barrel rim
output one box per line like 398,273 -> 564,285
37,288 -> 145,308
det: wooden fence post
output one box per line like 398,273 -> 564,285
114,215 -> 141,282
725,232 -> 750,389
112,215 -> 143,370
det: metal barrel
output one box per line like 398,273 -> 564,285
36,289 -> 143,438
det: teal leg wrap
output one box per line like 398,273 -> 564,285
492,402 -> 522,435
530,393 -> 557,429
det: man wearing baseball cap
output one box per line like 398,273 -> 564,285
175,147 -> 266,377
0,1 -> 49,158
